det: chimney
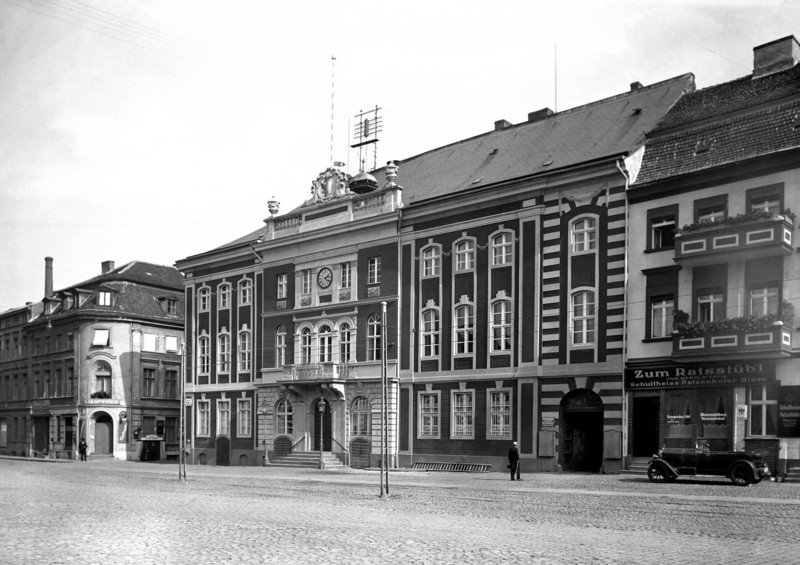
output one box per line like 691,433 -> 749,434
527,108 -> 554,122
630,81 -> 643,91
101,260 -> 115,274
494,119 -> 512,131
753,35 -> 800,78
44,256 -> 53,298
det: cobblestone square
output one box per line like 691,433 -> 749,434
1,459 -> 799,564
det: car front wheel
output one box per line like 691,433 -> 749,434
729,462 -> 754,486
647,463 -> 672,483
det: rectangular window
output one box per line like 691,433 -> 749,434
165,298 -> 177,315
747,184 -> 783,216
218,334 -> 231,373
695,195 -> 727,224
650,216 -> 676,250
418,392 -> 440,439
198,289 -> 210,311
217,399 -> 231,436
165,417 -> 177,443
492,233 -> 513,265
454,304 -> 474,355
142,333 -> 157,352
165,336 -> 179,352
238,331 -> 252,372
237,399 -> 252,437
92,329 -> 109,347
197,400 -> 210,437
340,263 -> 351,289
455,240 -> 475,271
302,270 -> 312,295
368,256 -> 381,285
421,248 -> 440,277
143,368 -> 156,397
277,274 -> 287,299
98,291 -> 112,306
650,297 -> 675,339
571,291 -> 596,345
571,218 -> 597,253
749,286 -> 779,317
0,419 -> 6,448
165,369 -> 177,399
198,336 -> 210,374
487,390 -> 512,439
276,331 -> 286,368
697,289 -> 723,323
749,385 -> 778,436
491,300 -> 512,352
451,390 -> 475,439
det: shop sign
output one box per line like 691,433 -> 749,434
625,361 -> 774,390
778,386 -> 800,437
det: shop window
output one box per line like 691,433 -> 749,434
749,385 -> 778,436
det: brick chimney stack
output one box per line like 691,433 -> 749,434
753,35 -> 800,78
101,260 -> 115,274
44,256 -> 53,298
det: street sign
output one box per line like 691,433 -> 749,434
184,397 -> 193,407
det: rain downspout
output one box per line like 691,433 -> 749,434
616,158 -> 630,469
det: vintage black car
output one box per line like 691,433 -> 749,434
647,441 -> 770,486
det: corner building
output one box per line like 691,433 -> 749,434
626,36 -> 800,475
395,76 -> 693,473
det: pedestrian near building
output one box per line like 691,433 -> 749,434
79,439 -> 87,462
508,441 -> 521,481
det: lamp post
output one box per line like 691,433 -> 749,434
318,399 -> 325,470
178,342 -> 187,481
380,301 -> 389,497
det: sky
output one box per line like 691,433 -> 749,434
1,0 -> 799,311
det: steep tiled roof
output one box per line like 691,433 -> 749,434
63,261 -> 184,293
635,65 -> 800,186
205,74 -> 694,255
395,74 -> 694,205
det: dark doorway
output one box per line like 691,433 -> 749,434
633,396 -> 661,457
217,436 -> 230,466
94,414 -> 113,454
560,389 -> 604,472
33,417 -> 49,452
313,399 -> 332,451
64,417 -> 74,450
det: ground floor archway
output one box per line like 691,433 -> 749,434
94,413 -> 113,454
560,389 -> 603,472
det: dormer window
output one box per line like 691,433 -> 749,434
62,296 -> 73,311
98,291 -> 112,307
165,299 -> 177,315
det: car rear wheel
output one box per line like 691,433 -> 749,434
729,462 -> 754,486
647,463 -> 672,483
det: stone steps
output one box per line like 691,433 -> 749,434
269,452 -> 346,470
783,467 -> 800,483
620,457 -> 650,475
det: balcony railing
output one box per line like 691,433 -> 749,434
674,215 -> 793,265
673,323 -> 792,358
281,363 -> 351,382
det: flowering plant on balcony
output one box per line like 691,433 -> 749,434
90,390 -> 111,399
673,301 -> 794,339
676,208 -> 795,235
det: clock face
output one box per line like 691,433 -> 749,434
317,267 -> 333,289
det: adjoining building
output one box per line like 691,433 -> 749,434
0,258 -> 185,461
626,36 -> 800,475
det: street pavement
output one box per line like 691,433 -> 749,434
1,458 -> 798,564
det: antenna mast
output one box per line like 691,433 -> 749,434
351,106 -> 382,172
330,55 -> 336,166
554,42 -> 558,112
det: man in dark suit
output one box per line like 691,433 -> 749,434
508,441 -> 521,481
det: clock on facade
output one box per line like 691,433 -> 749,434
317,267 -> 333,289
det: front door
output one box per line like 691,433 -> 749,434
313,399 -> 332,451
94,415 -> 113,454
632,396 -> 661,457
560,389 -> 604,472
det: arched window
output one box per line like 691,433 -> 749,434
94,361 -> 112,397
571,289 -> 596,345
454,303 -> 474,355
492,232 -> 513,265
276,399 -> 293,435
351,396 -> 370,436
454,239 -> 475,271
421,245 -> 441,277
198,287 -> 210,311
275,326 -> 286,368
319,324 -> 333,363
367,314 -> 381,361
421,306 -> 440,358
198,335 -> 210,373
238,279 -> 253,305
238,327 -> 252,371
217,332 -> 230,373
571,217 -> 597,253
217,284 -> 231,309
490,298 -> 512,352
339,323 -> 352,363
300,327 -> 312,365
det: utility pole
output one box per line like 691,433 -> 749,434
380,301 -> 389,496
178,342 -> 187,481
